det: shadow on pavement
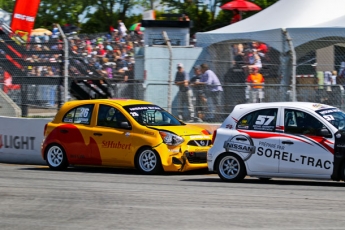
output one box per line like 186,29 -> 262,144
19,165 -> 212,176
180,177 -> 345,187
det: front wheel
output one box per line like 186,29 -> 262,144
45,144 -> 69,170
136,148 -> 162,174
217,153 -> 246,182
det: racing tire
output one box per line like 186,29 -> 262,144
45,144 -> 69,170
216,153 -> 246,182
136,148 -> 163,175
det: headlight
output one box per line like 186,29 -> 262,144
159,131 -> 184,146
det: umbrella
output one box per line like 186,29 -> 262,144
220,0 -> 261,20
31,28 -> 53,36
129,23 -> 145,31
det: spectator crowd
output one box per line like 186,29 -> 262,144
0,21 -> 145,107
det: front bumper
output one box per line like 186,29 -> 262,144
153,143 -> 209,172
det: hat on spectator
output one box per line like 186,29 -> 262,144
106,45 -> 113,51
311,63 -> 317,67
177,63 -> 183,68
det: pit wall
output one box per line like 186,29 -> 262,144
0,116 -> 220,165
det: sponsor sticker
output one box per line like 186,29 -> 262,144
223,135 -> 255,161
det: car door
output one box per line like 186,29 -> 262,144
91,104 -> 133,166
235,107 -> 280,173
279,108 -> 334,177
59,104 -> 95,165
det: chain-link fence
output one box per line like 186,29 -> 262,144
2,25 -> 345,122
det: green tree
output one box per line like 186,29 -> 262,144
0,0 -> 15,12
35,0 -> 91,28
83,0 -> 143,28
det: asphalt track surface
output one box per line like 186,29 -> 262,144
1,164 -> 345,230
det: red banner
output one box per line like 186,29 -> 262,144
11,0 -> 41,41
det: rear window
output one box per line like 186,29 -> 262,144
237,108 -> 278,132
62,104 -> 94,125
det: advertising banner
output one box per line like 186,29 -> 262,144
10,0 -> 41,41
0,117 -> 51,165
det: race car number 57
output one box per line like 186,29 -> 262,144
255,115 -> 275,125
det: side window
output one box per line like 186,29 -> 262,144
237,108 -> 278,132
97,104 -> 131,129
62,104 -> 94,125
285,109 -> 327,136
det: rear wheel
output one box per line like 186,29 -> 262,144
217,153 -> 246,182
46,144 -> 68,170
136,148 -> 162,174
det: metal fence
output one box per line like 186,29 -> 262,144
2,29 -> 345,121
2,77 -> 345,120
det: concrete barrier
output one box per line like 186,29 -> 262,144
0,116 -> 51,165
0,116 -> 220,165
0,89 -> 21,117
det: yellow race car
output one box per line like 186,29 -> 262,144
41,99 -> 212,174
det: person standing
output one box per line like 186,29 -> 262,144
312,63 -> 324,103
246,66 -> 265,103
331,70 -> 337,85
198,63 -> 223,122
324,70 -> 332,92
230,9 -> 241,24
174,63 -> 195,122
190,65 -> 206,121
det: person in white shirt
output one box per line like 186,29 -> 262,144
331,70 -> 337,85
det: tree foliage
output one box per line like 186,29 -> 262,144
30,0 -> 279,33
0,0 -> 15,12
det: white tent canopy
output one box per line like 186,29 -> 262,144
196,0 -> 345,101
196,0 -> 345,51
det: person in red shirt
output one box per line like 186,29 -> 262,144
252,41 -> 268,58
231,9 -> 241,24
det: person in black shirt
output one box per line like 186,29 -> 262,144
174,63 -> 196,122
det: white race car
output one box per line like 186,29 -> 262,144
207,102 -> 345,182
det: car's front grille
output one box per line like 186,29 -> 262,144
186,151 -> 207,164
187,140 -> 211,147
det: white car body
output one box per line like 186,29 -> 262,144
207,102 -> 345,182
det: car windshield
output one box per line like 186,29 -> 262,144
316,108 -> 345,130
123,104 -> 183,126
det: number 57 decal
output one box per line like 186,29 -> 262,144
255,115 -> 275,125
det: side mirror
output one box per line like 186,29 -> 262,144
120,121 -> 131,130
318,128 -> 332,138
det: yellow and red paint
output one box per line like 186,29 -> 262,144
42,124 -> 102,165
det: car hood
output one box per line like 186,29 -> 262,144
149,124 -> 210,137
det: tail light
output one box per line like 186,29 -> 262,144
211,130 -> 217,144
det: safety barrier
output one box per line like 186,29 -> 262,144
0,116 -> 220,165
0,116 -> 51,165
